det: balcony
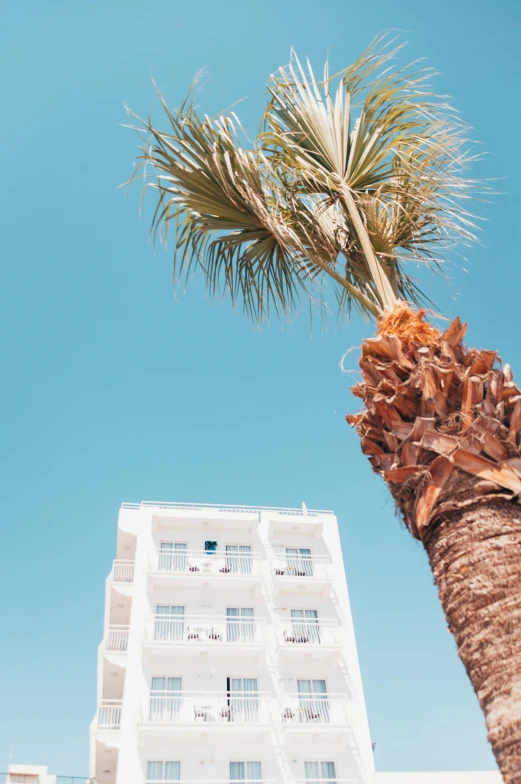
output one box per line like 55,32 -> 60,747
275,619 -> 342,663
149,550 -> 263,591
134,501 -> 260,533
141,780 -> 275,784
112,560 -> 134,583
144,615 -> 265,658
279,694 -> 351,747
97,700 -> 122,728
268,510 -> 331,539
123,499 -> 334,534
293,780 -> 356,784
94,700 -> 122,748
139,691 -> 272,737
105,626 -> 129,653
270,554 -> 331,596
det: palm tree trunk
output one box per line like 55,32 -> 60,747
347,304 -> 521,782
424,494 -> 521,782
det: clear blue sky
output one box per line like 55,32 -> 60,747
1,0 -> 520,775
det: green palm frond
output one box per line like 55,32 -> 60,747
127,87 -> 331,323
127,82 -> 382,321
128,34 -> 481,323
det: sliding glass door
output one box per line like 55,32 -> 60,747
291,609 -> 319,643
227,607 -> 255,642
147,762 -> 180,783
149,676 -> 182,721
286,547 -> 313,576
226,545 -> 252,574
297,679 -> 329,722
304,761 -> 336,784
159,542 -> 187,572
228,677 -> 258,722
154,605 -> 184,641
230,762 -> 262,783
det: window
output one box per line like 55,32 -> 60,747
227,677 -> 258,722
147,761 -> 180,783
204,540 -> 217,553
227,607 -> 255,642
297,679 -> 329,723
229,762 -> 262,782
155,605 -> 184,641
226,545 -> 252,574
286,547 -> 313,576
290,609 -> 320,643
159,542 -> 187,572
304,761 -> 336,784
149,676 -> 182,721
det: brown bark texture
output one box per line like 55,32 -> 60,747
346,306 -> 521,782
424,500 -> 521,783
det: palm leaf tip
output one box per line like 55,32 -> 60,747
128,33 -> 484,324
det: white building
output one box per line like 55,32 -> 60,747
90,500 -> 376,784
5,767 -> 57,784
4,765 -> 94,784
4,763 -> 502,784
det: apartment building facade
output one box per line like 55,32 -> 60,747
89,501 -> 376,784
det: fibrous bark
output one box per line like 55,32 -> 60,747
424,500 -> 521,782
346,305 -> 521,782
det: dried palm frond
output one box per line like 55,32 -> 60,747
347,306 -> 521,540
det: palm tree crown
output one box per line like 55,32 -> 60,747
128,34 -> 479,323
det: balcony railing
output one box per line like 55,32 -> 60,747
270,554 -> 331,580
105,625 -> 129,651
122,499 -> 334,516
279,694 -> 350,727
293,780 -> 356,784
3,778 -> 98,784
141,781 -> 276,784
141,691 -> 271,726
275,619 -> 340,647
112,560 -> 134,583
97,700 -> 122,728
136,777 -> 350,784
145,615 -> 265,647
140,780 -> 276,784
149,550 -> 262,577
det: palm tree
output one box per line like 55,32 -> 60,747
127,36 -> 521,781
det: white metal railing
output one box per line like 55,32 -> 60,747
270,553 -> 331,580
293,780 -> 357,784
122,500 -> 334,516
149,550 -> 262,577
138,777 -> 352,784
105,626 -> 129,651
145,615 -> 265,646
141,691 -> 272,726
141,780 -> 276,784
6,777 -> 98,784
275,619 -> 340,647
97,700 -> 122,728
279,694 -> 350,726
112,560 -> 134,583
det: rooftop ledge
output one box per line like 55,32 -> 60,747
120,501 -> 335,518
